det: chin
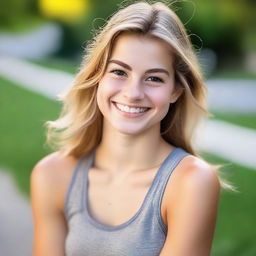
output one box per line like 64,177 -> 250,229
112,123 -> 152,136
116,128 -> 144,136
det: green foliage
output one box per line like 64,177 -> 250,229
0,0 -> 255,62
55,0 -> 122,59
175,0 -> 254,57
243,30 -> 256,52
213,68 -> 256,79
0,0 -> 37,29
54,0 -> 256,64
29,58 -> 79,74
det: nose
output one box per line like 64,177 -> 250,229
123,79 -> 144,100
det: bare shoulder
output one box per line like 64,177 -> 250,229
31,153 -> 79,255
33,151 -> 77,172
30,152 -> 78,212
178,154 -> 220,195
163,154 -> 221,218
160,155 -> 221,255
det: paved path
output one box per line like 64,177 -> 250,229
207,79 -> 256,113
0,169 -> 33,256
0,56 -> 73,100
197,120 -> 256,169
0,23 -> 62,59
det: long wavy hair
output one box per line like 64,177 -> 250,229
45,1 -> 235,191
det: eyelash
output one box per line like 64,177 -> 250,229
110,69 -> 127,77
110,69 -> 164,83
147,76 -> 164,83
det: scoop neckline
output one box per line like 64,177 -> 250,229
82,147 -> 179,231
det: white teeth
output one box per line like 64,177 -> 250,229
116,103 -> 148,113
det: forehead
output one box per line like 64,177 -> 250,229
109,33 -> 174,70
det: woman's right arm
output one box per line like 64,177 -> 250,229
30,153 -> 73,256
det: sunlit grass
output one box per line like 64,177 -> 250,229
28,57 -> 78,74
202,152 -> 256,256
0,76 -> 61,195
211,112 -> 256,130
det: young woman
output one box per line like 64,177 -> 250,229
31,1 -> 224,255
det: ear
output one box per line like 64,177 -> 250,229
169,85 -> 183,103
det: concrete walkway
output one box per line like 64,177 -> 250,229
0,170 -> 33,256
0,56 -> 73,100
207,78 -> 256,113
197,120 -> 256,169
0,23 -> 62,59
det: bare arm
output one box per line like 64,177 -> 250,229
30,153 -> 73,256
160,158 -> 220,256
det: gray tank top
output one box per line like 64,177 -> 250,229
64,147 -> 189,256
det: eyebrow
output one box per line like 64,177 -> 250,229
108,59 -> 170,76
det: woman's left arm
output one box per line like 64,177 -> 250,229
160,159 -> 221,256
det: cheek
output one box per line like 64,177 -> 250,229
97,78 -> 111,105
150,89 -> 172,107
96,77 -> 121,110
98,77 -> 121,98
149,89 -> 172,118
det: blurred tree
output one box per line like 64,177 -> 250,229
39,0 -> 121,60
175,0 -> 256,67
4,0 -> 253,68
0,0 -> 41,31
37,0 -> 91,59
52,0 -> 256,67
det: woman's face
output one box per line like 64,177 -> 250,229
97,33 -> 178,136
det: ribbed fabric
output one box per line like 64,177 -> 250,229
64,147 -> 190,256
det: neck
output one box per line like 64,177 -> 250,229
94,120 -> 174,174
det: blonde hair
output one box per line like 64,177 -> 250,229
45,1 -> 235,191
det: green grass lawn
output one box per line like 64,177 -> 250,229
28,58 -> 79,74
210,111 -> 256,130
202,152 -> 256,256
1,74 -> 256,255
0,76 -> 61,195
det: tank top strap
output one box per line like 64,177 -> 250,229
64,150 -> 95,221
149,147 -> 190,233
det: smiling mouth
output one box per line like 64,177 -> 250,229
113,102 -> 150,114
